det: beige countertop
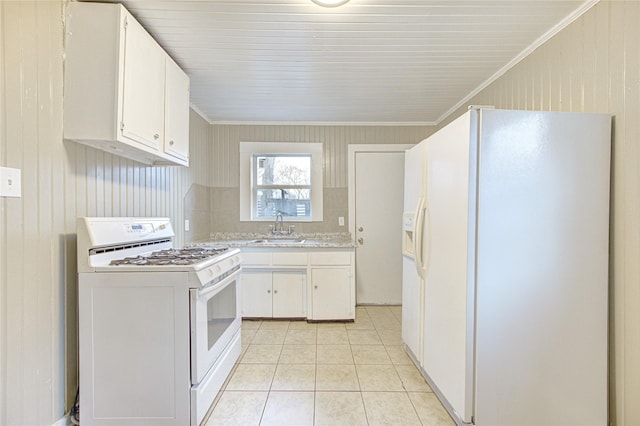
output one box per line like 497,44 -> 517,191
191,232 -> 355,249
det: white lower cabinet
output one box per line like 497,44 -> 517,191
273,272 -> 307,317
310,268 -> 353,320
241,248 -> 355,321
308,251 -> 354,320
242,270 -> 306,318
241,271 -> 272,317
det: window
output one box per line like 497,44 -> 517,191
240,142 -> 323,222
254,154 -> 312,219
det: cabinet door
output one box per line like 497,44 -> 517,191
121,13 -> 165,150
311,268 -> 352,320
241,271 -> 272,317
272,271 -> 306,318
164,58 -> 190,163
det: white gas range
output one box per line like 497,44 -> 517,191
77,217 -> 242,426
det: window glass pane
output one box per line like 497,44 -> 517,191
256,189 -> 311,218
256,155 -> 311,186
240,142 -> 323,222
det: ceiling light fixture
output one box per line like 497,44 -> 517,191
311,0 -> 350,7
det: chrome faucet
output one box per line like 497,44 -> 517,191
274,212 -> 284,234
270,212 -> 295,235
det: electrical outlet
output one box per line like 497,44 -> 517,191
0,167 -> 21,198
184,219 -> 190,232
338,216 -> 344,226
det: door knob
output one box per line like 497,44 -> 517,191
358,226 -> 364,232
358,238 -> 364,244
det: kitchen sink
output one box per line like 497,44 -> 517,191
251,238 -> 306,244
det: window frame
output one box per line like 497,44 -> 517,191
240,142 -> 324,222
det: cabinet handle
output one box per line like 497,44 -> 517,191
314,285 -> 318,290
154,133 -> 160,140
267,289 -> 271,294
358,226 -> 364,232
274,290 -> 278,294
169,140 -> 174,146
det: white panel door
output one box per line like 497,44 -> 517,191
355,151 -> 405,304
121,12 -> 165,149
422,111 -> 475,424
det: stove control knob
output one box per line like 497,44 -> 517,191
207,269 -> 213,277
215,265 -> 221,273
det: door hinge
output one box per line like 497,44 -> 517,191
123,16 -> 128,30
120,121 -> 125,131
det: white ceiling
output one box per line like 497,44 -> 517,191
109,0 -> 593,125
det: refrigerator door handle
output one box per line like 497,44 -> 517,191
413,197 -> 426,280
423,199 -> 431,277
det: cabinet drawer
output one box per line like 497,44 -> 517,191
272,252 -> 308,266
310,252 -> 351,266
242,251 -> 271,266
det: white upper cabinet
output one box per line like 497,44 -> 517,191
63,2 -> 190,166
121,14 -> 166,151
164,58 -> 190,162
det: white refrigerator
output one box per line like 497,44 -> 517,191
401,108 -> 610,425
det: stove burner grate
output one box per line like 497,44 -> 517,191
109,247 -> 229,266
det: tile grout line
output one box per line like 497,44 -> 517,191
210,307 -> 448,426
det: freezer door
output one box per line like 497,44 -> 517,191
422,110 -> 477,424
402,256 -> 424,366
402,140 -> 427,365
403,141 -> 427,213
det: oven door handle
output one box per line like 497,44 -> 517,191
198,267 -> 241,298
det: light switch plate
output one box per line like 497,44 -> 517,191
184,219 -> 190,232
338,216 -> 344,226
0,167 -> 21,198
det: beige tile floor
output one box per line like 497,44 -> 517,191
204,306 -> 455,426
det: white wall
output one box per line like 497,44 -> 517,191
0,2 -> 210,424
438,1 -> 640,424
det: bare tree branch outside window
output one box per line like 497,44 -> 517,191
254,154 -> 312,218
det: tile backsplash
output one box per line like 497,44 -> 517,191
184,183 -> 212,242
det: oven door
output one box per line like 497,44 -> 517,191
190,266 -> 241,385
